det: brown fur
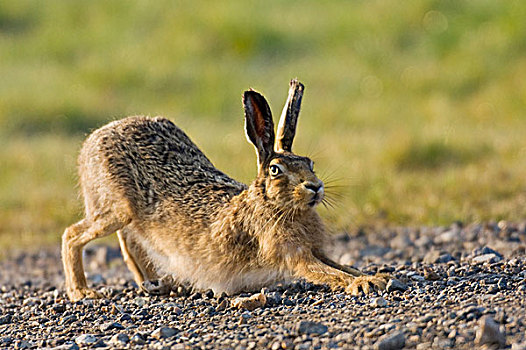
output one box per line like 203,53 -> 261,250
62,80 -> 388,301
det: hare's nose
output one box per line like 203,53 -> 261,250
304,183 -> 322,194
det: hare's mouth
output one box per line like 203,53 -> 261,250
308,193 -> 322,207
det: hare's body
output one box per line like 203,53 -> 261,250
62,80 -> 389,301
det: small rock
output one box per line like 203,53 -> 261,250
266,291 -> 282,306
52,304 -> 66,313
386,279 -> 408,293
423,267 -> 440,281
92,340 -> 107,348
61,315 -> 77,325
15,340 -> 32,349
133,297 -> 148,307
131,334 -> 146,345
0,315 -> 12,325
415,342 -> 432,350
423,250 -> 441,264
390,234 -> 412,250
281,338 -> 294,349
152,326 -> 178,339
472,254 -> 501,264
410,274 -> 425,281
437,253 -> 454,263
204,289 -> 214,298
435,229 -> 459,244
216,299 -> 228,311
282,297 -> 295,306
0,337 -> 13,346
296,320 -> 328,335
475,316 -> 506,347
52,342 -> 79,350
479,246 -> 504,258
110,333 -> 130,345
75,334 -> 97,346
512,342 -> 526,350
100,321 -> 124,331
375,331 -> 406,350
232,290 -> 267,311
371,297 -> 388,307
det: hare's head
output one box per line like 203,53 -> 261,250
243,80 -> 324,212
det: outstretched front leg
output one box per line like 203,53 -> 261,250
289,251 -> 389,295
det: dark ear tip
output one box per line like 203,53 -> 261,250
243,90 -> 266,105
290,78 -> 305,90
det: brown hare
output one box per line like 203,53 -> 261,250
62,79 -> 389,302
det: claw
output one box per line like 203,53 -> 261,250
67,288 -> 103,302
345,274 -> 391,295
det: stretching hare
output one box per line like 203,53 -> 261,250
62,79 -> 389,302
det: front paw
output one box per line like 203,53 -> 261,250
67,288 -> 104,302
345,273 -> 390,295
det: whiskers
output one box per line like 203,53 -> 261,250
320,175 -> 346,211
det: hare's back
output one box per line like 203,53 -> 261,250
80,116 -> 246,218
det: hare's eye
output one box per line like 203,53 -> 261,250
269,164 -> 282,177
310,161 -> 314,171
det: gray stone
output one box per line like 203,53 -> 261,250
480,246 -> 503,258
371,297 -> 388,307
15,340 -> 32,349
297,320 -> 328,335
375,331 -> 405,350
472,254 -> 501,264
475,316 -> 506,347
512,342 -> 526,350
75,334 -> 97,346
131,334 -> 146,345
423,250 -> 440,264
386,279 -> 408,292
52,304 -> 66,313
100,321 -> 124,331
51,342 -> 80,350
152,326 -> 178,339
434,229 -> 459,244
437,253 -> 454,263
110,333 -> 130,345
0,315 -> 12,325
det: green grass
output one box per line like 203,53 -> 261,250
1,0 -> 526,249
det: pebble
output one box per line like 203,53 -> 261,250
296,320 -> 328,335
475,316 -> 506,347
75,334 -> 98,346
110,333 -> 130,345
375,331 -> 405,350
232,290 -> 267,311
0,315 -> 12,325
512,342 -> 526,350
371,297 -> 388,307
472,253 -> 501,264
151,326 -> 178,339
131,333 -> 146,345
100,321 -> 124,331
386,279 -> 408,292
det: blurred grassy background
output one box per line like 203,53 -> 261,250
1,0 -> 526,250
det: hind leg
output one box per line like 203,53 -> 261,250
62,217 -> 125,301
117,228 -> 159,287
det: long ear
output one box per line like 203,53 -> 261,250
243,90 -> 275,170
275,79 -> 304,152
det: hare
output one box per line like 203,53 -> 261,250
62,79 -> 389,302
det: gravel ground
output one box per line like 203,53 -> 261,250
1,221 -> 525,349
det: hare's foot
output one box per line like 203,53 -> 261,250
345,273 -> 390,295
67,287 -> 103,302
141,276 -> 174,296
